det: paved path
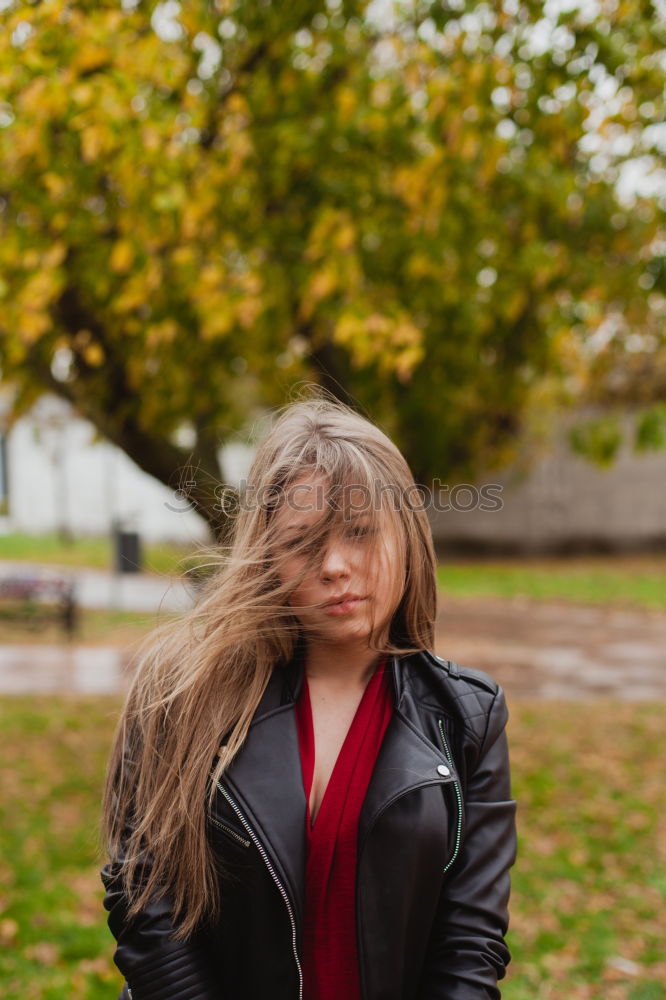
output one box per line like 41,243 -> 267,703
0,594 -> 664,698
0,644 -> 131,694
435,595 -> 666,699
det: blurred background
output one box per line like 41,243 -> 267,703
0,1 -> 664,997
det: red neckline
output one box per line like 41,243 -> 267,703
297,658 -> 387,833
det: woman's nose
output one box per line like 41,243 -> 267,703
319,539 -> 350,579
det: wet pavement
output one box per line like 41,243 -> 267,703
0,559 -> 196,613
0,644 -> 131,695
436,595 -> 666,699
0,594 -> 664,698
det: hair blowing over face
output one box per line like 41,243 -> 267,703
101,391 -> 437,939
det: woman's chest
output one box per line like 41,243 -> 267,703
308,689 -> 364,822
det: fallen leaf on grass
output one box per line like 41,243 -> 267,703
78,956 -> 114,977
0,917 -> 18,944
24,941 -> 59,964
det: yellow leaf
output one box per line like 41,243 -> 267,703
237,298 -> 261,329
201,307 -> 234,339
83,343 -> 105,367
15,125 -> 41,158
504,289 -> 528,322
308,268 -> 337,303
23,249 -> 41,269
72,83 -> 94,106
365,312 -> 390,335
394,345 -> 425,382
333,312 -> 363,348
18,77 -> 47,114
113,285 -> 145,313
74,45 -> 109,74
392,320 -> 421,348
81,125 -> 106,163
110,240 -> 135,274
22,271 -> 58,308
459,132 -> 479,161
42,242 -> 67,269
42,173 -> 68,199
141,126 -> 162,153
144,258 -> 162,291
199,263 -> 225,290
240,272 -> 262,295
407,253 -> 434,279
171,246 -> 196,268
18,311 -> 51,343
468,63 -> 485,88
336,88 -> 358,122
146,320 -> 178,347
334,223 -> 356,253
104,10 -> 124,32
226,93 -> 249,117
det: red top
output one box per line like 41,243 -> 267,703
295,659 -> 393,1000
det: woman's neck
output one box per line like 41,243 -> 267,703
304,642 -> 384,690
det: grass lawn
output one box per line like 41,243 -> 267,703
437,554 -> 666,611
0,532 -> 202,576
0,697 -> 663,999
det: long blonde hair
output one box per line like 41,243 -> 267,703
101,389 -> 437,939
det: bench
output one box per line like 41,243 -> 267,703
0,573 -> 78,638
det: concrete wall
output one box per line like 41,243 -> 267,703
428,410 -> 666,554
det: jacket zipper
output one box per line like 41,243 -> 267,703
209,814 -> 251,848
437,718 -> 463,873
217,781 -> 303,1000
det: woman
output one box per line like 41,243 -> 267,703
101,394 -> 517,1000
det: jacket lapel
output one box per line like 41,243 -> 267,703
220,666 -> 307,930
358,660 -> 459,852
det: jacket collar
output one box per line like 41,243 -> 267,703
251,642 -> 413,719
219,648 -> 458,936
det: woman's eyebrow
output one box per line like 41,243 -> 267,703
281,512 -> 370,532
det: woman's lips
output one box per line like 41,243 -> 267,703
323,597 -> 367,616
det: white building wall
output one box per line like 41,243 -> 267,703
0,394 -> 229,544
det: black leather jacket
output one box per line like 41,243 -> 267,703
101,649 -> 517,1000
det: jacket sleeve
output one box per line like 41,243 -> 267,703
101,782 -> 221,1000
418,685 -> 517,1000
101,858 -> 220,1000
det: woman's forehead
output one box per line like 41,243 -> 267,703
271,472 -> 382,529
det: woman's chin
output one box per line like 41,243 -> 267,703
310,619 -> 371,644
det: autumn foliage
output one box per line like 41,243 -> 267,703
0,1 -> 663,533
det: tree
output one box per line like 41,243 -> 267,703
0,0 -> 663,536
